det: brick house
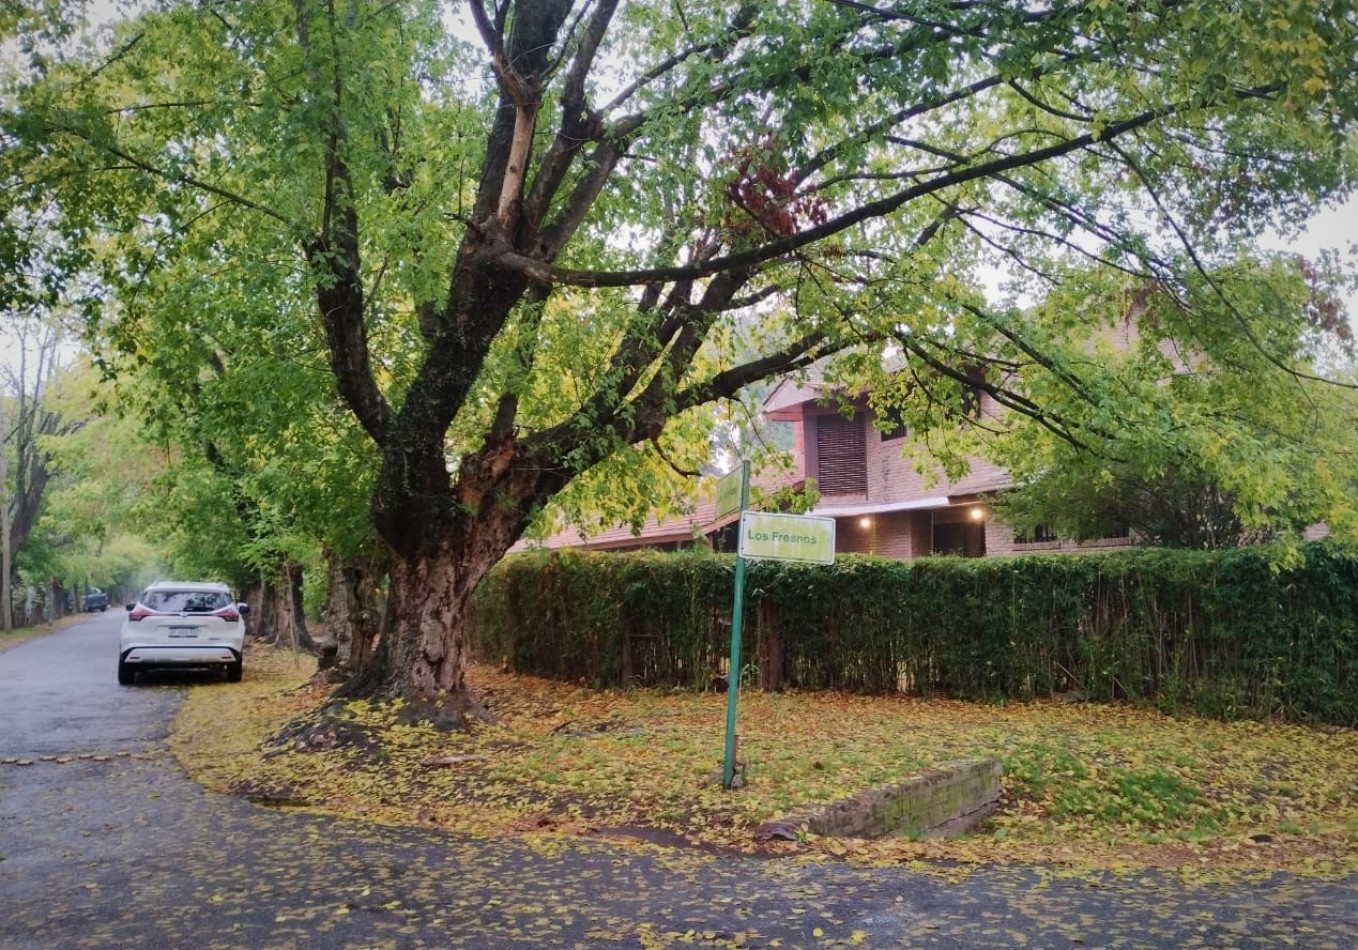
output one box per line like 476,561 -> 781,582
759,376 -> 1132,559
519,372 -> 1134,560
518,306 -> 1332,558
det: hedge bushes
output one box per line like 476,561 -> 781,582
469,543 -> 1358,724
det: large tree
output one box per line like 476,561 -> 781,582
7,0 -> 1358,719
0,318 -> 76,629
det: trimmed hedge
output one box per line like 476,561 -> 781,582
469,543 -> 1358,724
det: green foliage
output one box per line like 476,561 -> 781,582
471,543 -> 1358,725
9,0 -> 1358,554
991,257 -> 1358,550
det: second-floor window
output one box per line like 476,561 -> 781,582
878,406 -> 908,441
960,365 -> 987,420
816,414 -> 868,495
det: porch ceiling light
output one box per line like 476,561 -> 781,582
859,516 -> 872,529
970,506 -> 986,522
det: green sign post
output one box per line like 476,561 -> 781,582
721,460 -> 751,790
721,479 -> 837,789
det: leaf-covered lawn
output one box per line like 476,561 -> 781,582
173,646 -> 1358,881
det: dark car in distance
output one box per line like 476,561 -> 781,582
83,589 -> 110,612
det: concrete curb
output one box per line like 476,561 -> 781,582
758,758 -> 1002,841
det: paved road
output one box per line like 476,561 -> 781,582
3,616 -> 1357,949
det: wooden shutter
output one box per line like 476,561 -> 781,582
816,415 -> 867,495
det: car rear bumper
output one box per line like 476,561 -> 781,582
120,646 -> 242,666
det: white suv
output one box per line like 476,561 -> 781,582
119,581 -> 249,685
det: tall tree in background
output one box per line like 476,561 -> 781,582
991,256 -> 1358,550
7,0 -> 1358,720
0,319 -> 74,629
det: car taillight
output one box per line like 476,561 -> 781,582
127,606 -> 153,621
213,607 -> 240,622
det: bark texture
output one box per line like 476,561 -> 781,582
344,503 -> 530,712
319,549 -> 387,675
247,563 -> 316,653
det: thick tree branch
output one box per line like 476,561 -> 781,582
673,333 -> 840,413
498,96 -> 1203,288
522,0 -> 620,230
497,102 -> 539,223
532,133 -> 633,259
295,0 -> 391,445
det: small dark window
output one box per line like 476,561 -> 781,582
878,406 -> 908,441
959,365 -> 987,420
960,387 -> 981,419
1017,524 -> 1058,544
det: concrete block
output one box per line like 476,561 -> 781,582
777,758 -> 1002,840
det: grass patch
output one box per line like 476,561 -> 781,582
172,648 -> 1358,881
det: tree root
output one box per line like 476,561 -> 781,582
393,690 -> 495,730
265,699 -> 386,759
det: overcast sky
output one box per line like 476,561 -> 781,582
1262,201 -> 1357,323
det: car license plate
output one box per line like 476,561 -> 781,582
168,627 -> 200,638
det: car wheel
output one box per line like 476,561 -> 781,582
100,605 -> 108,612
225,660 -> 243,683
117,661 -> 135,686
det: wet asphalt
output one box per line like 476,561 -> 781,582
2,614 -> 1357,949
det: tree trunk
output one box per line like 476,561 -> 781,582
320,549 -> 386,676
0,398 -> 11,632
341,506 -> 525,725
347,557 -> 385,674
382,552 -> 467,695
248,563 -> 317,652
246,581 -> 277,643
276,560 -> 317,653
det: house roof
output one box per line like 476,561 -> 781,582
762,375 -> 826,419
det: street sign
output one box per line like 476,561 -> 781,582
715,467 -> 743,520
738,511 -> 837,565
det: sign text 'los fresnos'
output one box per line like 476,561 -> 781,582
738,512 -> 836,565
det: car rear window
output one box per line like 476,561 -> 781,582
143,590 -> 231,613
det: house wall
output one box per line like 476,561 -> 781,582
786,392 -> 1136,560
833,509 -> 1133,560
804,395 -> 1012,507
835,512 -> 922,558
1005,535 -> 1134,556
986,517 -> 1016,556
